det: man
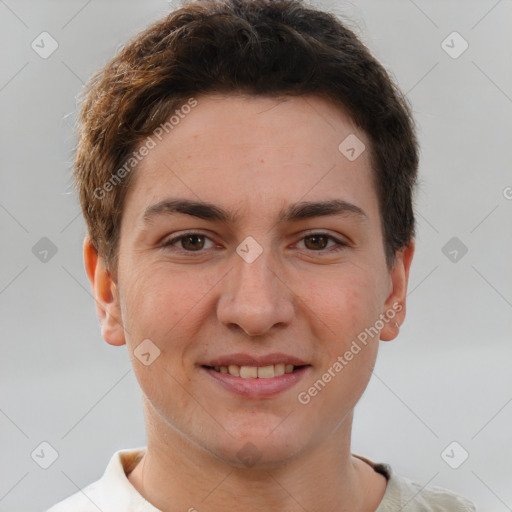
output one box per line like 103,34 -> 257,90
48,0 -> 476,510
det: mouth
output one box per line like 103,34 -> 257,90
199,355 -> 311,397
202,363 -> 308,378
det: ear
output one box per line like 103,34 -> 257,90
379,240 -> 415,341
83,236 -> 126,346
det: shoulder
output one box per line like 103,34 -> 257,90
46,479 -> 103,512
353,454 -> 476,512
379,467 -> 477,512
45,447 -> 149,512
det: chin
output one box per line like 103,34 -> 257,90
213,441 -> 303,470
204,422 -> 311,469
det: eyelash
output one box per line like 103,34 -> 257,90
161,231 -> 348,255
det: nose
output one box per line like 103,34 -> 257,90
216,247 -> 295,337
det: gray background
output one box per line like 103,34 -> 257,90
1,0 -> 511,510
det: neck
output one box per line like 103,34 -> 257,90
128,402 -> 385,512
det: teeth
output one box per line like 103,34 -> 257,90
274,363 -> 285,376
212,364 -> 298,378
240,366 -> 258,378
228,364 -> 240,376
257,365 -> 274,378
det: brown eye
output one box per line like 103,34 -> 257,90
162,232 -> 215,252
297,232 -> 348,254
180,234 -> 205,251
304,234 -> 330,250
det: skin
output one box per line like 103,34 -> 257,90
84,94 -> 414,512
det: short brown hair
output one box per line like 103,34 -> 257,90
74,0 -> 418,276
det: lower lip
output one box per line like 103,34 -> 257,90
201,366 -> 311,398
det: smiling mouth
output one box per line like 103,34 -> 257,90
202,364 -> 308,378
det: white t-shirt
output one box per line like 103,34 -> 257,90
47,448 -> 476,512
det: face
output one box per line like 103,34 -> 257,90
86,94 -> 413,467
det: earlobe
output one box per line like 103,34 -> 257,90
379,240 -> 415,342
83,237 -> 126,346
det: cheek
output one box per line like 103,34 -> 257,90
321,273 -> 384,398
299,268 -> 385,412
119,264 -> 219,351
300,265 -> 384,337
121,267 -> 175,329
299,289 -> 381,420
118,267 -> 208,415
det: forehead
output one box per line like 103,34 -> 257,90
124,94 -> 379,225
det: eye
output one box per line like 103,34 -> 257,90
297,232 -> 347,253
162,232 -> 216,252
160,231 -> 348,255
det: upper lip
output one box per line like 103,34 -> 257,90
201,353 -> 309,367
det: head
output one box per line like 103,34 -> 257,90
79,0 -> 417,467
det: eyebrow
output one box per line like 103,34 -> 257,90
142,198 -> 367,225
